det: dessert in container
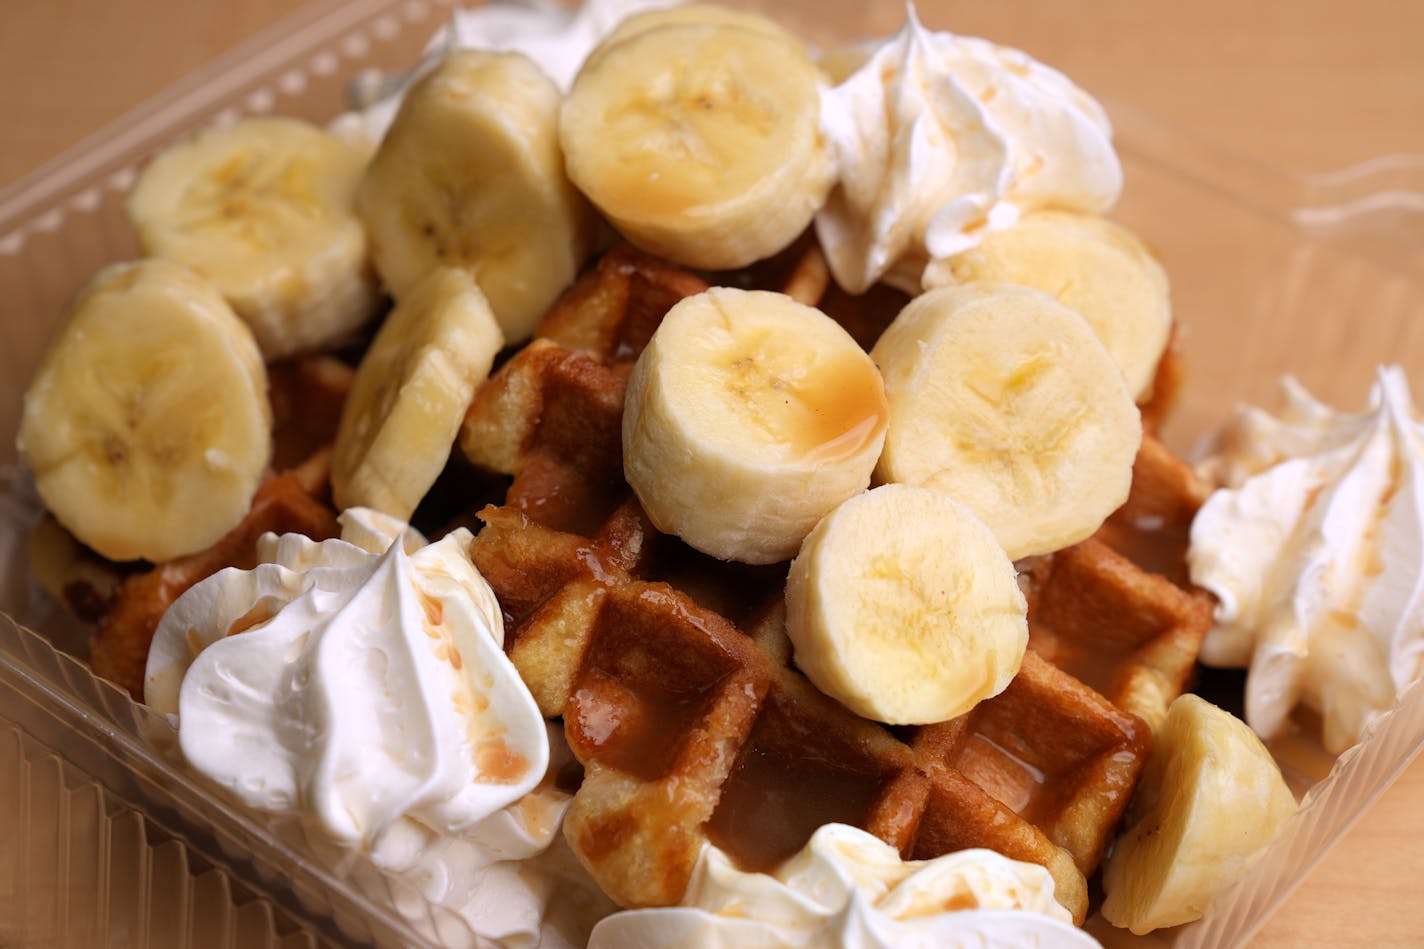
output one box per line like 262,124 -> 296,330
0,0 -> 1421,945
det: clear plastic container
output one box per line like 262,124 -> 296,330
0,0 -> 1421,946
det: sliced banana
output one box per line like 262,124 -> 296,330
623,287 -> 887,564
332,268 -> 504,521
785,484 -> 1027,724
128,116 -> 379,361
871,283 -> 1141,560
1101,694 -> 1298,934
17,259 -> 272,563
923,211 -> 1172,400
560,19 -> 833,270
357,50 -> 595,343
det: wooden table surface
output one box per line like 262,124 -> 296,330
2,1 -> 1422,947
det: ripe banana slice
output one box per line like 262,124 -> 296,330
923,211 -> 1171,400
871,283 -> 1141,560
17,259 -> 272,563
623,287 -> 887,564
785,484 -> 1028,725
356,50 -> 595,342
332,268 -> 504,520
1101,694 -> 1298,934
560,19 -> 833,270
127,116 -> 379,361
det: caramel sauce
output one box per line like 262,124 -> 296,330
224,599 -> 281,637
420,592 -> 444,627
1328,608 -> 1360,630
475,740 -> 530,784
1098,513 -> 1192,587
792,352 -> 889,465
718,334 -> 887,464
434,641 -> 464,671
953,733 -> 1049,822
567,676 -> 721,782
1029,628 -> 1135,703
573,808 -> 639,866
513,463 -> 624,539
705,742 -> 887,873
1362,546 -> 1385,578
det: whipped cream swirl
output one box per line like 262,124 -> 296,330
144,508 -> 578,946
1190,367 -> 1424,753
588,824 -> 1099,948
815,8 -> 1121,294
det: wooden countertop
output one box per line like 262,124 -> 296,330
2,1 -> 1421,946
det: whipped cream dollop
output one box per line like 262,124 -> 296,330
144,508 -> 581,947
815,9 -> 1121,294
435,0 -> 678,91
333,0 -> 678,146
587,824 -> 1099,948
1190,367 -> 1424,753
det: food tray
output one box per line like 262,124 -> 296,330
1,0 -> 1421,945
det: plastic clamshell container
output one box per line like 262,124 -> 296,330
0,0 -> 1421,946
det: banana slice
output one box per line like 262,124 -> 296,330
17,259 -> 271,563
560,19 -> 833,270
332,268 -> 504,520
785,484 -> 1028,724
1101,694 -> 1298,934
923,211 -> 1171,400
356,50 -> 595,343
871,283 -> 1141,560
128,116 -> 379,361
623,287 -> 887,564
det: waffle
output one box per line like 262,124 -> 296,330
1096,432 -> 1211,589
1024,437 -> 1215,732
459,243 -> 1212,922
85,355 -> 351,698
1138,327 -> 1184,437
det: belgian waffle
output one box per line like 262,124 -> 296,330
1024,438 -> 1215,731
460,243 -> 1209,922
84,355 -> 351,698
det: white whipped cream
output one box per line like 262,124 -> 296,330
437,0 -> 679,91
1190,367 -> 1424,753
587,824 -> 1099,948
144,509 -> 579,946
332,0 -> 679,147
815,8 -> 1121,294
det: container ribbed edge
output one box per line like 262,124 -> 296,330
0,610 -> 445,947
